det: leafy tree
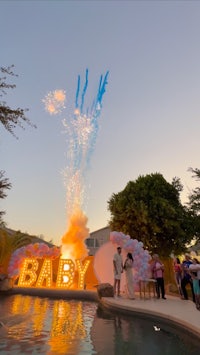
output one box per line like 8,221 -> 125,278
0,65 -> 36,221
0,171 -> 11,224
107,173 -> 196,257
187,167 -> 200,242
0,65 -> 36,137
187,168 -> 200,214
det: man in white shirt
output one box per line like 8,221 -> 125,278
113,247 -> 123,297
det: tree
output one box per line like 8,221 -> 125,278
0,171 -> 11,224
0,228 -> 32,271
187,167 -> 200,242
0,65 -> 36,221
187,168 -> 200,214
107,173 -> 196,257
0,65 -> 36,137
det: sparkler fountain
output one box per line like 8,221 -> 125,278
60,69 -> 109,262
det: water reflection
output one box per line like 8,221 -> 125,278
0,294 -> 199,355
0,294 -> 96,354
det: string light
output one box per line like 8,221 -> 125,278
56,259 -> 75,288
76,259 -> 90,289
36,259 -> 52,287
18,258 -> 38,287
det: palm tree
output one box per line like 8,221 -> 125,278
0,228 -> 32,272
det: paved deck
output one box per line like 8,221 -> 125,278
100,294 -> 200,338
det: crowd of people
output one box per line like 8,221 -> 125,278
173,253 -> 200,310
112,247 -> 200,310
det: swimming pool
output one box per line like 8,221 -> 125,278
0,294 -> 199,354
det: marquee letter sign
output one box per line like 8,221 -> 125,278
36,258 -> 52,287
56,259 -> 75,288
18,258 -> 39,287
17,257 -> 91,289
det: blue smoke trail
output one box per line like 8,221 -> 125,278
68,69 -> 109,211
74,69 -> 109,118
87,70 -> 109,164
96,71 -> 109,106
75,75 -> 80,109
80,68 -> 89,114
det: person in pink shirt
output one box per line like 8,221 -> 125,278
173,257 -> 183,297
151,254 -> 166,299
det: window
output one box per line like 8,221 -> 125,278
85,238 -> 95,247
99,238 -> 104,246
95,239 -> 100,247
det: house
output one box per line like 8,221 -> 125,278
85,226 -> 110,255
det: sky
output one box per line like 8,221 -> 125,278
1,0 -> 200,246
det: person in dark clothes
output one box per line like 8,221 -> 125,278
181,254 -> 195,302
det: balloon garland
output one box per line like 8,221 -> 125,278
8,243 -> 60,278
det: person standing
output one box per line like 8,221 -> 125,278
173,257 -> 183,297
113,246 -> 123,297
181,254 -> 195,302
151,254 -> 166,299
123,253 -> 135,299
189,258 -> 200,309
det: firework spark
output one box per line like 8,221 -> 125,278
62,70 -> 109,219
43,89 -> 66,114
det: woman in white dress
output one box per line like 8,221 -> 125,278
123,253 -> 135,299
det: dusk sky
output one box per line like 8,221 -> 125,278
1,1 -> 200,246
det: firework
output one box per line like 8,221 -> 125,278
62,69 -> 109,217
42,70 -> 109,259
43,89 -> 66,114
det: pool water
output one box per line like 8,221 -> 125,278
0,294 -> 199,354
